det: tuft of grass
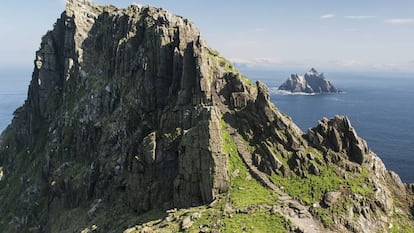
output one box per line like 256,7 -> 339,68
311,207 -> 334,227
240,75 -> 253,87
210,49 -> 220,56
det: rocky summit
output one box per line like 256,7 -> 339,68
278,68 -> 339,94
0,1 -> 413,232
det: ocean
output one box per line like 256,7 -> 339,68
0,69 -> 413,183
240,68 -> 414,183
0,69 -> 31,132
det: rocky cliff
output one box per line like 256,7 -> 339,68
0,1 -> 413,232
278,68 -> 339,94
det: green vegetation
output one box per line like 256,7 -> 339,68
267,147 -> 382,228
389,221 -> 414,233
0,123 -> 49,231
186,197 -> 226,232
55,163 -> 87,184
346,168 -> 374,198
210,49 -> 220,56
271,165 -> 341,205
239,135 -> 255,153
162,127 -> 182,150
241,75 -> 254,87
270,148 -> 375,205
220,60 -> 234,72
310,208 -> 334,227
209,46 -> 255,88
163,127 -> 182,141
220,211 -> 291,233
271,149 -> 342,205
221,120 -> 278,208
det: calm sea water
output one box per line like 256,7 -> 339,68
0,70 -> 31,132
0,69 -> 413,183
240,68 -> 414,183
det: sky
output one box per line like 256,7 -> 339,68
0,0 -> 413,72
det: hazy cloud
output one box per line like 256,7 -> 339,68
231,57 -> 283,67
330,59 -> 362,67
320,14 -> 335,19
345,15 -> 375,19
370,63 -> 403,71
385,18 -> 414,24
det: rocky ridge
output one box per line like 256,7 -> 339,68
0,1 -> 413,232
278,68 -> 339,94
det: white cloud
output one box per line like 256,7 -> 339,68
345,15 -> 375,19
320,14 -> 335,19
368,61 -> 414,72
330,59 -> 363,67
370,63 -> 402,71
385,18 -> 414,24
231,57 -> 283,67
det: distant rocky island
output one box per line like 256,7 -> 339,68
279,68 -> 339,94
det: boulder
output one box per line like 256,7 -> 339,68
323,191 -> 341,207
181,216 -> 193,230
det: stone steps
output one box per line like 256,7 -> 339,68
230,127 -> 323,233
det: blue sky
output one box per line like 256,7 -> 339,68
0,0 -> 413,72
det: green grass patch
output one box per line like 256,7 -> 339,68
346,168 -> 374,198
270,148 -> 342,205
270,148 -> 375,205
271,166 -> 342,205
188,197 -> 227,232
311,207 -> 334,227
240,75 -> 253,87
221,211 -> 291,233
389,221 -> 414,233
217,56 -> 235,73
221,120 -> 278,208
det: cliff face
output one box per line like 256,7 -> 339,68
0,1 -> 413,233
278,68 -> 339,93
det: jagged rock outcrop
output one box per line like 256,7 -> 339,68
308,116 -> 369,164
278,68 -> 339,93
0,1 -> 413,233
306,115 -> 414,232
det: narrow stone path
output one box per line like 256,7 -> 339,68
229,128 -> 323,233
